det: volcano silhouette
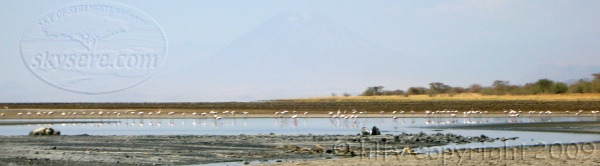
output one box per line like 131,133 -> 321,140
197,9 -> 422,99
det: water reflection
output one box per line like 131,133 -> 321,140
0,116 -> 598,136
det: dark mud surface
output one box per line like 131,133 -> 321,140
0,132 -> 504,166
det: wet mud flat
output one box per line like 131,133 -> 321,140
275,142 -> 600,166
0,132 -> 504,166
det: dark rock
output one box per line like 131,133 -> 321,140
371,126 -> 380,135
480,135 -> 488,139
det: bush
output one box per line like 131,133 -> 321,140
552,82 -> 568,94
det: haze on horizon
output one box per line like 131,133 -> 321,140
1,0 -> 599,102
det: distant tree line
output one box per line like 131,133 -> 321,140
361,73 -> 600,96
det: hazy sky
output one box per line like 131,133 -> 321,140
1,0 -> 599,102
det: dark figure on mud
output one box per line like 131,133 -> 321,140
371,126 -> 380,135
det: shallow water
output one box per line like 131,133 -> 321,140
1,116 -> 596,135
0,117 -> 598,149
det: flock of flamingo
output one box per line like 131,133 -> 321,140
0,107 -> 598,123
0,107 -> 598,132
0,109 -> 255,121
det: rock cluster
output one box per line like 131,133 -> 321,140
361,126 -> 381,135
395,132 -> 499,144
278,132 -> 516,156
29,127 -> 60,136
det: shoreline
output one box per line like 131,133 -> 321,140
0,118 -> 598,165
1,98 -> 599,165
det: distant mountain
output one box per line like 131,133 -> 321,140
195,9 -> 423,100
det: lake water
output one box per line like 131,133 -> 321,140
1,116 -> 598,150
